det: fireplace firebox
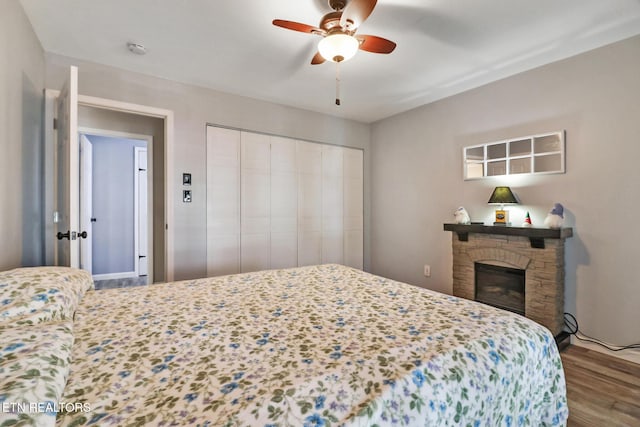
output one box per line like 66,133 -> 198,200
474,263 -> 525,315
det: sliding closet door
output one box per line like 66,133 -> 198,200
207,126 -> 364,275
241,132 -> 271,272
343,148 -> 364,269
321,146 -> 344,264
206,126 -> 240,276
297,141 -> 322,266
270,137 -> 298,269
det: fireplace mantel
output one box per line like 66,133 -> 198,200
444,223 -> 572,248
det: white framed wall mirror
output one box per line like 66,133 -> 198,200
463,131 -> 565,180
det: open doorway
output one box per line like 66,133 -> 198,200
44,76 -> 174,284
79,130 -> 153,288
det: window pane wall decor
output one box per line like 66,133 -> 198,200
463,131 -> 565,180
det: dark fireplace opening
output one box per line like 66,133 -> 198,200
474,262 -> 525,315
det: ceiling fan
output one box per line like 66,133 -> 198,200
273,0 -> 397,65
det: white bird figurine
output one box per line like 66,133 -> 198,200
453,207 -> 471,224
544,203 -> 564,229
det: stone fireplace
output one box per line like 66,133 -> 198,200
444,224 -> 572,338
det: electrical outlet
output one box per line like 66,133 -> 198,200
423,264 -> 431,277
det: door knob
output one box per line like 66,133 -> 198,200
78,231 -> 88,239
57,231 -> 70,240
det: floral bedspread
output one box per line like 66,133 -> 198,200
0,321 -> 75,427
0,267 -> 93,326
0,266 -> 93,427
57,264 -> 568,426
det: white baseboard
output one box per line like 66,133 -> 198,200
570,336 -> 640,365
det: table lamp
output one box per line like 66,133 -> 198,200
488,186 -> 518,225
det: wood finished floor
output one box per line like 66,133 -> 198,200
562,345 -> 640,426
93,276 -> 148,290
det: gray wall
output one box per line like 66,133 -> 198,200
45,53 -> 371,280
85,135 -> 146,275
371,35 -> 640,348
0,0 -> 45,269
78,106 -> 165,281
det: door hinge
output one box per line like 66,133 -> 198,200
53,118 -> 57,130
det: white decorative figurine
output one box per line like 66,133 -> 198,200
453,207 -> 471,224
543,203 -> 564,229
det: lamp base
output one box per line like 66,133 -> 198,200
494,209 -> 509,225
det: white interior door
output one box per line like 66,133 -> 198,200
79,134 -> 92,272
135,147 -> 149,279
54,66 -> 80,268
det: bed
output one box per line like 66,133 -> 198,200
0,264 -> 568,426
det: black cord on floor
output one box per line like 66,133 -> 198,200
564,313 -> 640,352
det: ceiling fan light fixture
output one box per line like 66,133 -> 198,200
318,33 -> 359,62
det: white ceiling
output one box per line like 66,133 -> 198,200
20,0 -> 640,123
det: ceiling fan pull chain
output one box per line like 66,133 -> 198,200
335,61 -> 341,106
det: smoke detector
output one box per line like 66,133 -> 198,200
127,42 -> 147,55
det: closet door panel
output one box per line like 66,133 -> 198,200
344,229 -> 364,270
206,126 -> 240,276
271,137 -> 297,228
322,145 -> 343,176
343,148 -> 364,269
271,232 -> 297,269
241,132 -> 270,273
271,173 -> 297,222
297,141 -> 322,175
298,174 -> 322,223
241,233 -> 270,272
297,141 -> 322,266
241,132 -> 270,170
271,136 -> 297,173
207,234 -> 240,276
271,137 -> 297,268
298,231 -> 322,266
344,149 -> 364,229
322,231 -> 343,264
271,182 -> 297,267
322,175 -> 344,231
242,172 -> 270,227
207,169 -> 239,234
322,146 -> 344,264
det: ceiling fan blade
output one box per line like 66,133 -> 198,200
340,0 -> 377,30
272,19 -> 324,35
357,34 -> 396,54
311,51 -> 326,65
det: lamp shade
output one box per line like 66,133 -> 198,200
318,34 -> 359,62
488,186 -> 518,204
